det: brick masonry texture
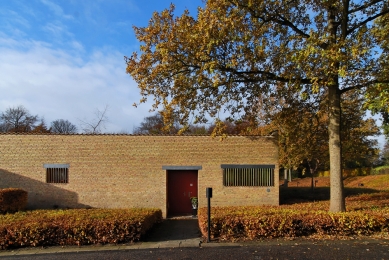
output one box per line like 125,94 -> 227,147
0,134 -> 279,218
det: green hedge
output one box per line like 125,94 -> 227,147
198,206 -> 389,241
0,208 -> 162,250
0,188 -> 28,214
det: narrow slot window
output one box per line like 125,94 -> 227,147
222,165 -> 275,187
44,164 -> 69,183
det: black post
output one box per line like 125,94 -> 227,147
206,187 -> 212,243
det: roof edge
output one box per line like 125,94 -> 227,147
0,132 -> 276,137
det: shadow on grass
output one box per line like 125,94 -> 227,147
280,186 -> 380,205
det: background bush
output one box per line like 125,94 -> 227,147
0,188 -> 27,214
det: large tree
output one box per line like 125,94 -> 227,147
0,105 -> 39,133
126,0 -> 389,212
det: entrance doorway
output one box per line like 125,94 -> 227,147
167,170 -> 198,216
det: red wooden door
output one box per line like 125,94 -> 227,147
167,170 -> 198,216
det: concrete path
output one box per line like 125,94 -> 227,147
141,216 -> 202,248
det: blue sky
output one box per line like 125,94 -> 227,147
0,0 -> 203,133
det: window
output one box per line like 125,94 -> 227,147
44,164 -> 69,183
221,164 -> 275,187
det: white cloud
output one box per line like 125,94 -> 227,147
70,41 -> 84,52
1,9 -> 31,29
43,21 -> 73,40
0,37 -> 151,133
40,0 -> 74,20
0,9 -> 30,39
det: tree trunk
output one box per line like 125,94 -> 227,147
328,85 -> 346,212
284,168 -> 288,186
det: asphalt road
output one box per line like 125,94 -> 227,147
1,240 -> 388,260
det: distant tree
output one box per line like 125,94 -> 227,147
341,92 -> 381,168
79,105 -> 109,134
133,112 -> 180,134
206,120 -> 251,135
0,122 -> 7,132
51,119 -> 78,134
115,130 -> 131,134
31,119 -> 52,133
133,112 -> 248,135
187,125 -> 208,135
380,142 -> 389,165
0,105 -> 39,132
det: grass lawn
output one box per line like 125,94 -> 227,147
281,175 -> 389,210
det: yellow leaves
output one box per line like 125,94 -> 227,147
209,118 -> 228,138
364,83 -> 389,112
126,0 -> 387,161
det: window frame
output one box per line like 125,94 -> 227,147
44,164 -> 69,184
221,164 -> 275,187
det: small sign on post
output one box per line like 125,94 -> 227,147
206,187 -> 212,243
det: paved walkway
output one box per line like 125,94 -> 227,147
142,216 -> 202,247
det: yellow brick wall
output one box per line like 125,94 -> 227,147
0,134 -> 279,217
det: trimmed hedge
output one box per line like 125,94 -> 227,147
0,208 -> 162,250
198,206 -> 389,241
0,188 -> 28,214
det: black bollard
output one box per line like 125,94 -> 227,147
206,187 -> 212,243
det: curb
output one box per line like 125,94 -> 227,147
0,238 -> 203,257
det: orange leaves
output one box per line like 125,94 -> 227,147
197,190 -> 389,241
0,208 -> 162,250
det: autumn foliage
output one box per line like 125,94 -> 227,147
0,208 -> 162,250
198,193 -> 389,241
0,188 -> 27,214
198,175 -> 389,241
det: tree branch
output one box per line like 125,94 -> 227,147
274,14 -> 310,38
348,0 -> 385,14
220,67 -> 313,84
347,9 -> 389,36
229,0 -> 310,39
340,79 -> 389,94
79,105 -> 109,134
